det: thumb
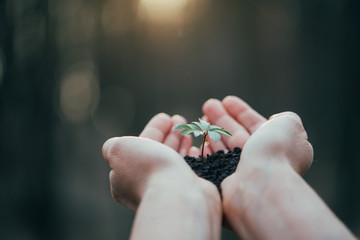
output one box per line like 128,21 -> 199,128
267,112 -> 313,175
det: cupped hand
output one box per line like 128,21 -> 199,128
202,95 -> 313,176
239,111 -> 313,174
202,96 -> 314,232
102,113 -> 223,239
102,113 -> 221,211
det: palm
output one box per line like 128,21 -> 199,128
202,96 -> 315,233
103,113 -> 223,240
201,96 -> 266,155
138,113 -> 221,203
103,113 -> 221,211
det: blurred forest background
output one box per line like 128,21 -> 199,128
0,0 -> 359,239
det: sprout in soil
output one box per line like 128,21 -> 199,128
173,119 -> 232,161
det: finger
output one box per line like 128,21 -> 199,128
269,111 -> 307,139
202,115 -> 228,152
163,115 -> 187,151
203,98 -> 250,149
262,112 -> 313,174
179,135 -> 192,157
298,141 -> 313,175
222,96 -> 266,134
139,113 -> 172,142
201,115 -> 210,123
102,137 -> 120,165
207,136 -> 228,153
269,111 -> 302,123
103,136 -> 188,210
189,146 -> 200,158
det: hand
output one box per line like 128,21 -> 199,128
102,113 -> 222,239
202,96 -> 356,240
202,95 -> 313,176
139,113 -> 193,158
202,96 -> 311,233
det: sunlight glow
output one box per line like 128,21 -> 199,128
60,69 -> 99,123
138,0 -> 188,23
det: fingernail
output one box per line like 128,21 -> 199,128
223,95 -> 234,102
172,114 -> 183,120
157,112 -> 170,118
206,98 -> 217,103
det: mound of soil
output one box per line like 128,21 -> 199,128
184,147 -> 241,194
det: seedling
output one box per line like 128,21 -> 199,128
173,119 -> 232,161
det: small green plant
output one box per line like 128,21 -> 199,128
173,119 -> 232,161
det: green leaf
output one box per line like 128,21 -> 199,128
209,125 -> 222,130
191,121 -> 202,130
214,129 -> 232,136
193,130 -> 203,137
209,127 -> 222,131
188,123 -> 202,131
208,131 -> 221,142
172,118 -> 231,139
198,118 -> 210,132
173,123 -> 191,131
178,129 -> 194,135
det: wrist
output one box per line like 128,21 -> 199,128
223,157 -> 356,240
145,169 -> 222,219
134,171 -> 222,240
222,157 -> 297,236
240,150 -> 292,171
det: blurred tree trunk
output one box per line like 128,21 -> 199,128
0,0 -> 57,239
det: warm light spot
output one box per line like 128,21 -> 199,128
60,70 -> 99,123
138,0 -> 188,23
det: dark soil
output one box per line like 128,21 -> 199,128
184,147 -> 241,195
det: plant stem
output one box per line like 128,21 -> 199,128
201,133 -> 207,162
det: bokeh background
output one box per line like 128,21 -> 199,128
1,0 -> 359,239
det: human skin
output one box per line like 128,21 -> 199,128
103,95 -> 356,240
102,114 -> 222,240
202,96 -> 356,240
